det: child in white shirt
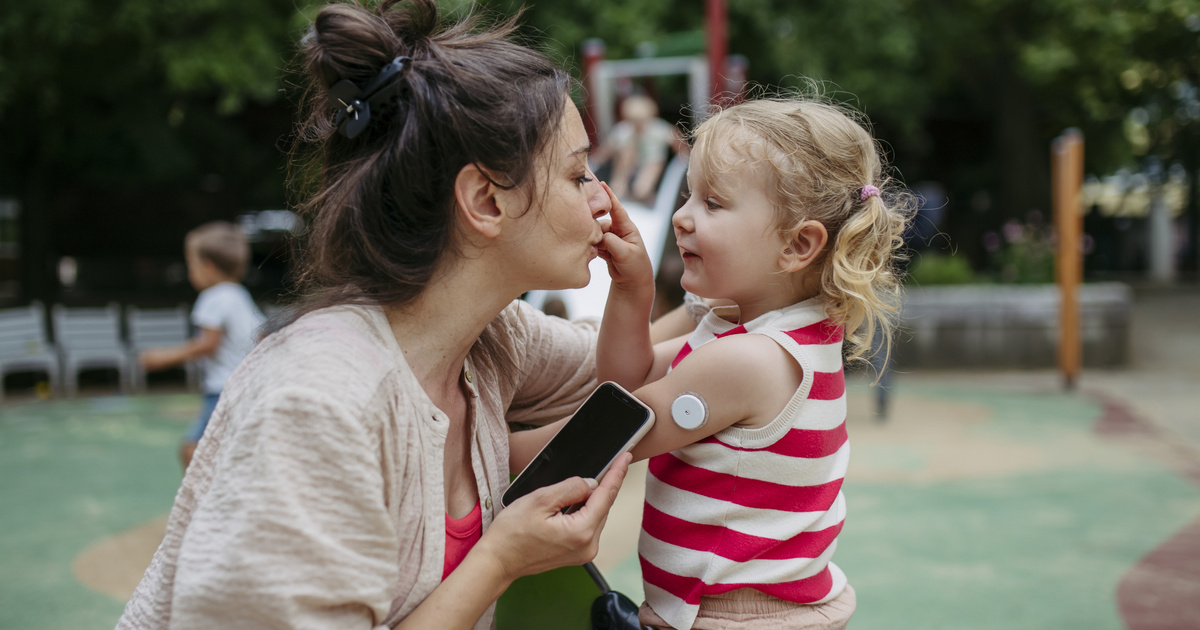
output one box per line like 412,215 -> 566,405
139,221 -> 265,468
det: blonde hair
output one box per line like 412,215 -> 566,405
185,221 -> 251,281
691,96 -> 915,364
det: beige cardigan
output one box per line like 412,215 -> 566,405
117,301 -> 599,630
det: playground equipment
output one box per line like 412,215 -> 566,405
579,40 -> 748,146
584,562 -> 641,630
525,29 -> 747,322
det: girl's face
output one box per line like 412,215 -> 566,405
672,142 -> 793,312
503,99 -> 610,291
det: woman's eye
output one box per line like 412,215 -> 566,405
576,173 -> 595,185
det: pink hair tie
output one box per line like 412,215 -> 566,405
860,185 -> 880,201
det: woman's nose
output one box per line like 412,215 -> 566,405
589,177 -> 610,219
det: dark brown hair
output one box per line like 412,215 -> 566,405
284,0 -> 570,323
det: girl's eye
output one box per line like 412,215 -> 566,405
704,198 -> 722,210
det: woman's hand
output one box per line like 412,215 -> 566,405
596,182 -> 654,293
395,454 -> 632,630
477,452 -> 633,583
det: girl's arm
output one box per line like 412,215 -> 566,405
595,182 -> 656,390
628,333 -> 804,461
508,325 -> 680,473
649,303 -> 696,344
508,418 -> 566,473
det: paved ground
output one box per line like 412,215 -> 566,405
0,284 -> 1196,629
590,284 -> 1200,629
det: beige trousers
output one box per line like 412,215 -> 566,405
638,584 -> 856,630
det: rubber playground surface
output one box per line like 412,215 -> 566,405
2,366 -> 1197,629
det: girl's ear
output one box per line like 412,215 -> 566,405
780,220 -> 829,273
454,163 -> 504,239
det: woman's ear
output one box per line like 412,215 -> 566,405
780,220 -> 829,273
454,164 -> 504,239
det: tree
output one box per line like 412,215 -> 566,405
0,0 -> 317,301
4,0 -> 1196,302
501,0 -> 1199,267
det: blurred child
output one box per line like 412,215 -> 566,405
597,96 -> 915,629
591,94 -> 686,205
139,221 -> 265,469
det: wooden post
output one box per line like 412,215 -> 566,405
1052,129 -> 1084,389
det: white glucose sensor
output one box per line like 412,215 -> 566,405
671,392 -> 709,430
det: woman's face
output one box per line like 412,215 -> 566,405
505,99 -> 611,290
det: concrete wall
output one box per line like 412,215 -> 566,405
895,282 -> 1132,368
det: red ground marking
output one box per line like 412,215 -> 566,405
1092,393 -> 1200,630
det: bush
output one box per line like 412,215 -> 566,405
982,211 -> 1056,284
906,251 -> 978,285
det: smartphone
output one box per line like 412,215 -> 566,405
502,382 -> 654,508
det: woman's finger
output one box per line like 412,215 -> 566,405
575,452 -> 631,524
529,476 -> 596,514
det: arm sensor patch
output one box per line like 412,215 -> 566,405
671,392 -> 708,430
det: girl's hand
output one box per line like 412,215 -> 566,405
596,182 -> 654,293
475,452 -> 632,583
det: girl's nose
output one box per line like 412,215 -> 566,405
672,203 -> 693,233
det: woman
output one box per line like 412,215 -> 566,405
116,1 -> 648,628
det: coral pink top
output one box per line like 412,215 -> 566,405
443,500 -> 483,580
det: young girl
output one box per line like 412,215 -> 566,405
596,96 -> 914,630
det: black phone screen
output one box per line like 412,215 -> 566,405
504,383 -> 651,506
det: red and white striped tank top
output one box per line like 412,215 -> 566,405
639,298 -> 849,630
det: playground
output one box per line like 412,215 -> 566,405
1,2 -> 1198,627
1,287 -> 1197,629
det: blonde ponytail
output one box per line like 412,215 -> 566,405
822,185 -> 914,363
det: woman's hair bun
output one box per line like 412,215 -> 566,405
305,0 -> 439,89
378,0 -> 438,50
287,0 -> 571,323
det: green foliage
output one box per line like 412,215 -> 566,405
4,0 -> 1196,195
907,252 -> 980,286
491,0 -> 1200,218
983,214 -> 1058,284
0,0 -> 318,194
2,0 -> 1197,287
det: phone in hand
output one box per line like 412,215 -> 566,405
502,382 -> 654,508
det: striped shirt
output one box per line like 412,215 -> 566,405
640,298 -> 849,629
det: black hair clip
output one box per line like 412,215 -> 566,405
328,56 -> 412,139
